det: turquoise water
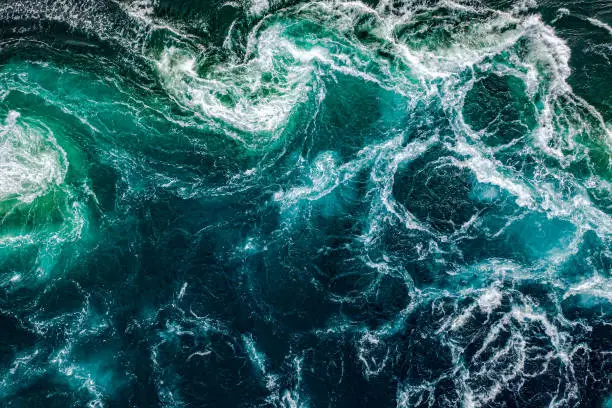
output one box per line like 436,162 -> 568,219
0,0 -> 610,406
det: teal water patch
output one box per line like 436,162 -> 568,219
463,73 -> 537,146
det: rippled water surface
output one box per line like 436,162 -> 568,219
0,0 -> 611,406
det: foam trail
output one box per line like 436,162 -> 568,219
586,17 -> 612,37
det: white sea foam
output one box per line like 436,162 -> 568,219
0,0 -> 155,53
357,332 -> 390,378
0,111 -> 68,204
478,287 -> 502,314
242,334 -> 307,406
586,17 -> 612,37
564,275 -> 612,302
248,0 -> 270,18
156,25 -> 320,145
0,112 -> 87,273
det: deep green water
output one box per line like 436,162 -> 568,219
0,0 -> 611,406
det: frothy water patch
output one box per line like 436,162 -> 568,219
155,21 -> 322,147
0,111 -> 67,204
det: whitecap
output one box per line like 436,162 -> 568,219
0,111 -> 68,204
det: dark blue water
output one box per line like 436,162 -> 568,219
0,0 -> 610,406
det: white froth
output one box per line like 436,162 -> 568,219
156,23 -> 325,145
477,287 -> 502,314
273,152 -> 339,207
564,276 -> 612,302
586,17 -> 612,37
0,111 -> 68,204
357,332 -> 390,379
248,0 -> 270,18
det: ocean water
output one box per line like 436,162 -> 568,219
0,0 -> 610,406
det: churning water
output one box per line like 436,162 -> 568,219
0,0 -> 610,406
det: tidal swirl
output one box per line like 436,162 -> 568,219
0,0 -> 610,406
